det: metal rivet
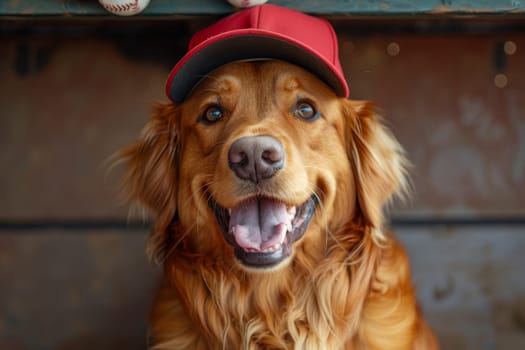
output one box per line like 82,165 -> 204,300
387,42 -> 400,56
494,73 -> 508,88
504,41 -> 517,55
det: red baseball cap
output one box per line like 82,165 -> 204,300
166,4 -> 349,102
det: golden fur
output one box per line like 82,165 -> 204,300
119,61 -> 439,349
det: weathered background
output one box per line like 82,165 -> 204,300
1,2 -> 525,349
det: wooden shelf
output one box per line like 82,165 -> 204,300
1,0 -> 524,18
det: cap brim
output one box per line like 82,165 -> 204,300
166,31 -> 349,103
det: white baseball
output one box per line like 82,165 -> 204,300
99,0 -> 151,16
227,0 -> 268,8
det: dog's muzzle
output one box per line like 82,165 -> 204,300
211,195 -> 317,268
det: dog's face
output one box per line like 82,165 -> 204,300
122,60 -> 407,271
179,61 -> 356,269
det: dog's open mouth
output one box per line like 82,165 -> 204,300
211,195 -> 317,268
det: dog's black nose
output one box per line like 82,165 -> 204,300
228,136 -> 285,183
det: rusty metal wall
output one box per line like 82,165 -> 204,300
341,29 -> 525,218
0,230 -> 157,349
0,21 -> 524,349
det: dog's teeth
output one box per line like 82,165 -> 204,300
265,244 -> 280,253
288,206 -> 296,221
243,243 -> 283,253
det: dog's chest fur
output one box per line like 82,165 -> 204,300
149,227 -> 419,350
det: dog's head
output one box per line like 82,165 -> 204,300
120,60 -> 408,271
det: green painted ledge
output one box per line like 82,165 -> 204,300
1,0 -> 524,17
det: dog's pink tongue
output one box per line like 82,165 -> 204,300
229,198 -> 289,251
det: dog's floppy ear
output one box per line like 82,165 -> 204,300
343,100 -> 409,233
118,102 -> 179,263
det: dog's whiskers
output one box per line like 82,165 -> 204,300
178,175 -> 215,212
313,183 -> 350,255
160,224 -> 194,265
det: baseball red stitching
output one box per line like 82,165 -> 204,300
102,0 -> 139,13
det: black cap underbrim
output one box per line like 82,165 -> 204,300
166,34 -> 348,103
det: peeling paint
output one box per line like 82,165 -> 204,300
431,3 -> 525,14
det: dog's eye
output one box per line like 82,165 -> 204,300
294,101 -> 320,121
200,105 -> 224,124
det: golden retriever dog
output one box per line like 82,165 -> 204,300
119,58 -> 439,349
118,4 -> 439,349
